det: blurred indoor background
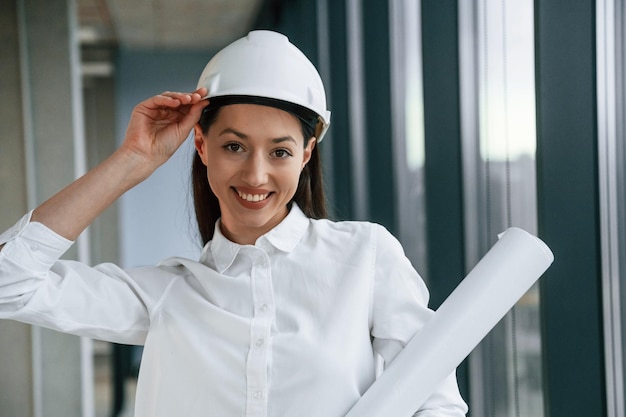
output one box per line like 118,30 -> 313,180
0,1 -> 624,417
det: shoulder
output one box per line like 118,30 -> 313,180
306,217 -> 375,243
306,217 -> 401,253
126,261 -> 189,280
312,217 -> 398,240
121,261 -> 190,294
309,216 -> 372,234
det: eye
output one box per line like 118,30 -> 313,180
224,142 -> 243,153
272,148 -> 293,158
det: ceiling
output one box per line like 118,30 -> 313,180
77,0 -> 263,50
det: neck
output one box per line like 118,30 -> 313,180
219,208 -> 289,245
219,224 -> 262,245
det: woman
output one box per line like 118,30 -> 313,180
0,31 -> 467,416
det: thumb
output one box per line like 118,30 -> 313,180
180,100 -> 210,134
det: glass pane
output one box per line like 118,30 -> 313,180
460,0 -> 544,416
389,0 -> 428,274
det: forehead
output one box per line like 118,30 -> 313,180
211,103 -> 304,141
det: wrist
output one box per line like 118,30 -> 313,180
110,146 -> 160,187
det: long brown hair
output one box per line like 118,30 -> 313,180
192,102 -> 328,245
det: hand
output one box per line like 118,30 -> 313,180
121,88 -> 209,171
28,88 -> 209,240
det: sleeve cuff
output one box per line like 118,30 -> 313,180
0,211 -> 74,270
0,211 -> 34,245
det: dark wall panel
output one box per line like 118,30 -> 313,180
535,1 -> 606,415
421,0 -> 469,405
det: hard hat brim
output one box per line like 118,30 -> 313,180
203,95 -> 327,142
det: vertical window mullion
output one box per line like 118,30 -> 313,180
597,0 -> 626,415
346,0 -> 369,220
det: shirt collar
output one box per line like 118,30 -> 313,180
200,204 -> 310,273
262,203 -> 309,253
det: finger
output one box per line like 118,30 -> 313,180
159,93 -> 192,107
178,100 -> 210,133
180,88 -> 206,101
147,94 -> 184,109
185,99 -> 210,123
194,87 -> 208,99
160,91 -> 204,104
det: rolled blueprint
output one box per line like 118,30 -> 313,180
344,227 -> 554,417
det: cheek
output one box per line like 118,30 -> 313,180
205,151 -> 228,173
281,164 -> 304,192
204,158 -> 229,191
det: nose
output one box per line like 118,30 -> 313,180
241,152 -> 269,187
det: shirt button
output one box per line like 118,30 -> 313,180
258,304 -> 269,312
254,391 -> 264,399
30,244 -> 39,251
255,338 -> 264,347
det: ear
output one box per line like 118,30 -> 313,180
302,137 -> 316,169
194,124 -> 208,166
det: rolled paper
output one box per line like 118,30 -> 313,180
344,227 -> 554,417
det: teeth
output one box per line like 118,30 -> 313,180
238,191 -> 269,202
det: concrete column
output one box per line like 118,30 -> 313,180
0,1 -> 90,416
83,73 -> 119,417
83,76 -> 119,265
0,3 -> 37,417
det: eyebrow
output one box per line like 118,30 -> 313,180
219,128 -> 298,144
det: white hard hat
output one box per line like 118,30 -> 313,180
197,30 -> 331,141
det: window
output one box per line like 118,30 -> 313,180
459,1 -> 543,416
389,0 -> 427,273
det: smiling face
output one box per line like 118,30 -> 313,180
194,103 -> 316,245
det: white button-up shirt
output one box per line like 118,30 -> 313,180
0,205 -> 467,416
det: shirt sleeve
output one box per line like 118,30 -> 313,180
0,212 -> 150,344
370,224 -> 468,417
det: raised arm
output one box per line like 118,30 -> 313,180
26,88 -> 208,242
